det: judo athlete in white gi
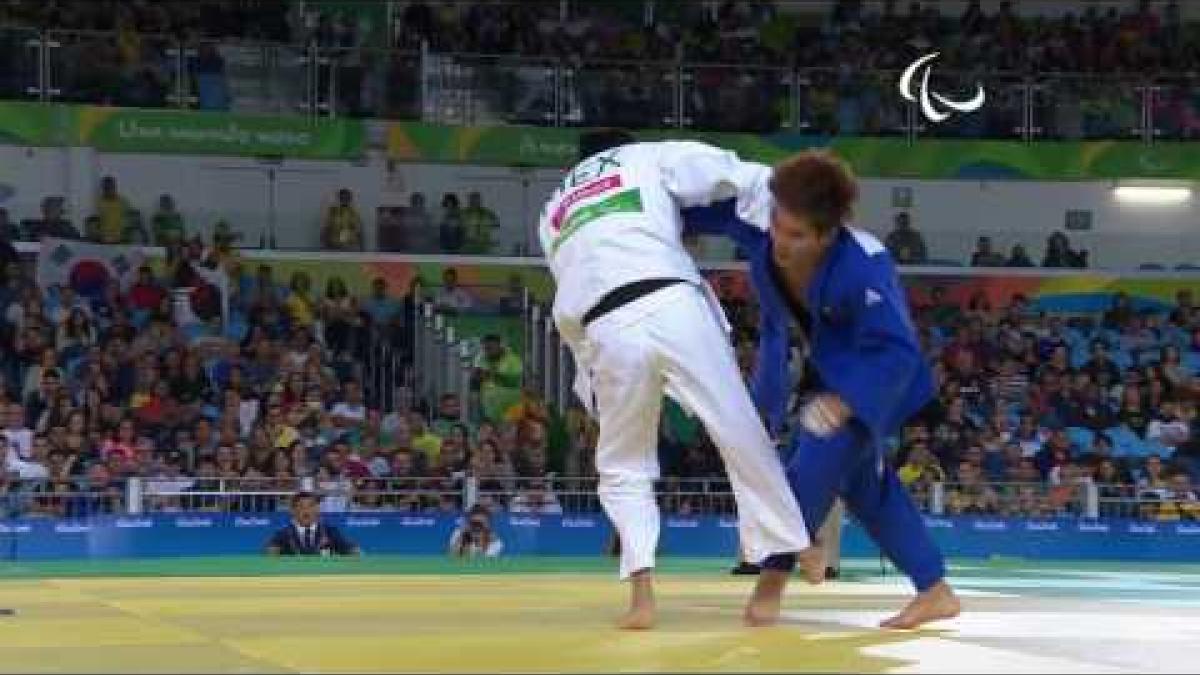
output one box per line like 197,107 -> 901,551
537,130 -> 822,629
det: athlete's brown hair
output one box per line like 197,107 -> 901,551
768,150 -> 859,235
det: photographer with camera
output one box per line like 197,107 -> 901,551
447,504 -> 503,558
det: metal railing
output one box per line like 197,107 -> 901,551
1,25 -> 1197,141
921,480 -> 1098,519
0,479 -> 127,519
1,476 -> 1190,522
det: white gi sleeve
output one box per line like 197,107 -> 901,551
656,141 -> 773,231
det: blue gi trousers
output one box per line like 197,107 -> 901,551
781,423 -> 946,592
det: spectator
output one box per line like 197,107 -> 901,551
319,277 -> 361,357
194,42 -> 230,111
883,212 -> 927,264
1148,400 -> 1191,450
400,192 -> 435,253
438,193 -> 465,253
1006,244 -> 1034,267
364,277 -> 403,328
462,192 -> 499,254
433,267 -> 474,314
93,176 -> 130,245
22,196 -> 79,241
1103,291 -> 1136,330
473,334 -> 522,424
151,194 -> 186,248
0,208 -> 21,242
1169,290 -> 1195,326
510,476 -> 563,514
322,188 -> 363,251
1155,470 -> 1200,521
127,265 -> 167,315
447,504 -> 503,557
1082,340 -> 1122,385
969,236 -> 1007,267
1042,231 -> 1087,268
265,491 -> 361,555
284,272 -> 317,329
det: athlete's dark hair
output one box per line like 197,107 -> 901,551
578,128 -> 635,160
769,150 -> 858,236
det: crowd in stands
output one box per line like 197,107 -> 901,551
0,206 -> 1196,523
1,1 -> 1198,136
0,198 -> 593,518
713,278 -> 1200,521
0,178 -> 508,256
883,212 -> 1091,269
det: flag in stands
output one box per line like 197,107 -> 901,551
36,237 -> 146,296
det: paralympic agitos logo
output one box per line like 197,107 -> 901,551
898,52 -> 985,123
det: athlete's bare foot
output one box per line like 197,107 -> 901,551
617,569 -> 656,630
796,545 -> 826,585
743,567 -> 789,627
879,581 -> 961,630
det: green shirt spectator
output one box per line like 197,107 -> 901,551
462,192 -> 499,254
152,194 -> 186,248
473,334 -> 522,423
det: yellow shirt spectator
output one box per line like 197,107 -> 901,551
96,194 -> 128,244
324,189 -> 363,250
285,292 -> 315,327
412,430 -> 442,464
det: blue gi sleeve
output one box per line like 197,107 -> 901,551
680,200 -> 765,252
751,292 -> 791,437
833,261 -> 926,439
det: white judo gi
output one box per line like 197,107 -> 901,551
536,140 -> 812,579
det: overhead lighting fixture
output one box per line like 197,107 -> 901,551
1113,186 -> 1192,205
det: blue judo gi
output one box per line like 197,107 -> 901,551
685,203 -> 946,591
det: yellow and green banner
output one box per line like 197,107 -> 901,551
74,107 -> 365,159
0,101 -> 1196,178
0,101 -> 73,146
386,121 -> 1200,180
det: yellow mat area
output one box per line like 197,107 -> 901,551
1,565 -> 1198,673
0,574 -> 925,673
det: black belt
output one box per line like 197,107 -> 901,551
582,278 -> 686,327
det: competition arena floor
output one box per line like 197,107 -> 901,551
0,556 -> 1197,673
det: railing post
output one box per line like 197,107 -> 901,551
1022,78 -> 1033,141
552,61 -> 563,127
444,325 -> 456,402
543,313 -> 555,399
127,478 -> 143,515
557,339 -> 570,415
1085,481 -> 1099,519
1140,79 -> 1151,143
931,482 -> 945,515
529,303 -> 542,388
458,340 -> 472,425
464,475 -> 479,509
433,313 -> 446,401
676,59 -> 686,128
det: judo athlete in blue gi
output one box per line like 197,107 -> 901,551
685,150 -> 961,630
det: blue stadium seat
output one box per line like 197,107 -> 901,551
1104,426 -> 1141,458
131,308 -> 151,329
1066,426 -> 1095,451
1070,347 -> 1090,369
1139,263 -> 1166,271
1111,349 -> 1134,370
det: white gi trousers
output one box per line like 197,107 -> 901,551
573,282 -> 811,580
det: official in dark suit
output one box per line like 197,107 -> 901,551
265,491 -> 360,556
